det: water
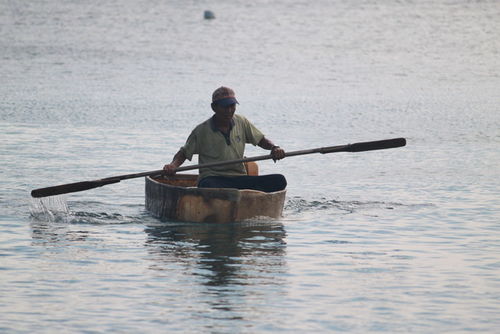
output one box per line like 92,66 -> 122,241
1,0 -> 499,332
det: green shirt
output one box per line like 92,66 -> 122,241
181,114 -> 265,180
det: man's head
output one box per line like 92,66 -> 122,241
212,86 -> 239,107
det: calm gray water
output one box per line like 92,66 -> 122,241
1,0 -> 499,332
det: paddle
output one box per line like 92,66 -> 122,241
31,137 -> 406,198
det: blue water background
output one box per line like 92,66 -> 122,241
1,0 -> 499,332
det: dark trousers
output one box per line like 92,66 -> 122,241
198,174 -> 287,193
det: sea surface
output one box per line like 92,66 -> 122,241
1,0 -> 499,332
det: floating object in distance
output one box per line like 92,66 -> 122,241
204,10 -> 215,20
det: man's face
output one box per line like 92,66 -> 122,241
213,103 -> 236,122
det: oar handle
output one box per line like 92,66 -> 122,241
345,137 -> 406,152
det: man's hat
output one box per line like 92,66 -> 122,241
212,86 -> 239,106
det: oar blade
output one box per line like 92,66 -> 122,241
348,138 -> 406,152
31,179 -> 120,198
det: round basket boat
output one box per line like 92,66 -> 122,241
145,174 -> 286,223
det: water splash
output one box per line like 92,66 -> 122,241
29,196 -> 152,225
29,195 -> 70,222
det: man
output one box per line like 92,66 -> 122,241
163,86 -> 287,192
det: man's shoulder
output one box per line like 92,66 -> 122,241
191,117 -> 214,132
233,114 -> 251,125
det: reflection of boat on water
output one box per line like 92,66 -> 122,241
144,221 -> 287,287
144,221 -> 287,257
145,174 -> 286,223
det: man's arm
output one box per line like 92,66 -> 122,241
163,149 -> 187,175
258,137 -> 285,161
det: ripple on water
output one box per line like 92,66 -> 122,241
283,196 -> 425,216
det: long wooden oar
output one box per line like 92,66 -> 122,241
31,137 -> 406,198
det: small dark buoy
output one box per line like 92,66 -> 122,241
204,10 -> 215,20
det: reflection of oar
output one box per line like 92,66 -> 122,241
31,137 -> 406,198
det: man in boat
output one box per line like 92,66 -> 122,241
163,86 -> 287,192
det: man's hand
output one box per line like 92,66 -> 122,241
163,163 -> 177,175
163,149 -> 187,175
271,146 -> 285,161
